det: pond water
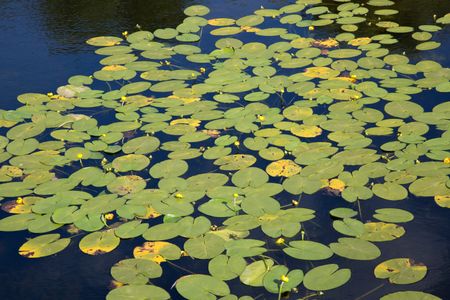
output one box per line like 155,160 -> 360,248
0,0 -> 449,299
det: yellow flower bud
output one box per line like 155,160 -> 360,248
444,157 -> 450,164
292,200 -> 299,206
47,92 -> 54,97
233,193 -> 239,198
76,153 -> 83,159
234,140 -> 240,146
275,237 -> 285,245
120,96 -> 127,102
122,31 -> 128,37
200,67 -> 206,73
16,197 -> 23,204
175,193 -> 184,199
104,213 -> 114,220
308,25 -> 315,31
258,115 -> 266,122
280,275 -> 289,283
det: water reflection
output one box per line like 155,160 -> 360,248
318,0 -> 450,63
35,0 -> 186,53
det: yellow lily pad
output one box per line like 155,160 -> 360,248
266,159 -> 301,177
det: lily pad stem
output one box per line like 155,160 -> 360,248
166,260 -> 194,274
277,282 -> 284,300
357,199 -> 363,221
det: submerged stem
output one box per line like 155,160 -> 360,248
277,282 -> 285,300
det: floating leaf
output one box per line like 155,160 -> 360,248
434,195 -> 450,208
149,159 -> 189,178
266,160 -> 301,177
374,258 -> 427,284
372,183 -> 408,201
240,259 -> 274,287
184,233 -> 225,259
107,175 -> 146,195
106,285 -> 169,300
112,154 -> 150,172
262,266 -> 304,293
79,230 -> 120,255
111,258 -> 162,284
133,241 -> 181,262
176,274 -> 230,299
360,222 -> 406,242
184,5 -> 210,17
284,240 -> 333,260
87,36 -> 122,47
214,155 -> 256,170
380,291 -> 441,300
208,255 -> 246,281
373,208 -> 414,223
303,264 -> 351,291
19,233 -> 70,258
114,220 -> 149,239
330,238 -> 381,260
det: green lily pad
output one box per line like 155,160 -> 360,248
380,291 -> 441,300
184,233 -> 225,259
208,255 -> 246,281
79,230 -> 120,255
303,264 -> 351,291
372,183 -> 408,201
107,285 -> 169,300
111,258 -> 162,284
329,238 -> 381,260
184,5 -> 210,17
239,259 -> 274,287
149,159 -> 189,178
107,175 -> 146,195
114,220 -> 149,239
329,208 -> 358,219
87,36 -> 122,47
225,239 -> 266,257
374,258 -> 427,284
214,155 -> 256,170
360,222 -> 406,242
284,240 -> 333,260
112,154 -> 150,172
262,266 -> 304,293
373,208 -> 414,223
176,274 -> 230,299
19,233 -> 70,258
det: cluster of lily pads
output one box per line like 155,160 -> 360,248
0,0 -> 449,299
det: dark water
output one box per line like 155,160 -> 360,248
0,0 -> 449,299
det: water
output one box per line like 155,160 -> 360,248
0,0 -> 449,299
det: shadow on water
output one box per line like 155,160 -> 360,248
0,0 -> 449,299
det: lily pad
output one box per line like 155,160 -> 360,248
284,240 -> 333,260
176,274 -> 230,299
19,234 -> 70,258
303,264 -> 351,291
374,258 -> 427,284
330,238 -> 381,260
